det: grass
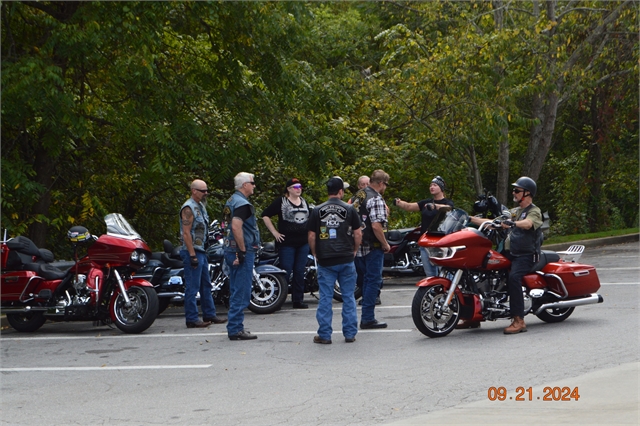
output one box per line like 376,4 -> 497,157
544,227 -> 639,245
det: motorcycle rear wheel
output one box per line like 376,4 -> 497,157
535,306 -> 574,323
248,273 -> 288,314
412,285 -> 459,338
6,312 -> 46,332
111,286 -> 159,334
332,280 -> 363,302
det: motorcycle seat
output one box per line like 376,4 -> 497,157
160,252 -> 184,269
385,230 -> 404,245
22,262 -> 67,280
530,250 -> 561,273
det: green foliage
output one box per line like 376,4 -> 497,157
1,1 -> 637,252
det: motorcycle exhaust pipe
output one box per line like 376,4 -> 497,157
534,293 -> 603,315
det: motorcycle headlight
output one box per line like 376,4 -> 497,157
427,246 -> 466,260
139,252 -> 148,265
130,251 -> 139,262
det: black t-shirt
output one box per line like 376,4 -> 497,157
261,196 -> 310,247
417,197 -> 455,233
233,204 -> 252,221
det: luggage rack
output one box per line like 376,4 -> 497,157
556,245 -> 584,262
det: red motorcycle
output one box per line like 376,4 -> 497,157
411,209 -> 603,337
1,213 -> 159,333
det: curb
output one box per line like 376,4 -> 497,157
541,233 -> 639,252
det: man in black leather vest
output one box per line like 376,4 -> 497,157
308,177 -> 362,344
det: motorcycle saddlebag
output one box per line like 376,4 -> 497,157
541,262 -> 601,297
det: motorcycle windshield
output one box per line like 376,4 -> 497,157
426,208 -> 470,235
104,213 -> 143,240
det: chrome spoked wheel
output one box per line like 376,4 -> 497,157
411,285 -> 459,338
112,286 -> 159,334
248,273 -> 288,314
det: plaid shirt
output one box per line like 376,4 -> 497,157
357,191 -> 388,257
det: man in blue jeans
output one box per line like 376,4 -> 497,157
308,177 -> 362,344
352,170 -> 391,329
179,179 -> 227,328
223,172 -> 261,341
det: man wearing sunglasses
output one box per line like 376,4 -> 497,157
223,172 -> 261,340
466,176 -> 543,334
180,179 -> 227,328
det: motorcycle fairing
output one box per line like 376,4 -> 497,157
255,264 -> 288,275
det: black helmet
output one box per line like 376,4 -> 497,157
511,176 -> 537,197
68,226 -> 91,244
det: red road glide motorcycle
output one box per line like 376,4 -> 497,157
411,209 -> 603,338
1,213 -> 159,333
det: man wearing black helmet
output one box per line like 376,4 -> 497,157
394,176 -> 454,277
465,176 -> 543,334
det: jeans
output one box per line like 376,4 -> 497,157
278,244 -> 309,303
225,251 -> 255,336
180,250 -> 217,324
355,248 -> 384,323
507,253 -> 535,318
316,262 -> 358,340
419,246 -> 439,277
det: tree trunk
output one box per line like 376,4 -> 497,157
497,128 -> 510,206
28,140 -> 56,248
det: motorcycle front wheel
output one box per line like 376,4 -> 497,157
411,285 -> 459,338
111,286 -> 159,334
248,273 -> 288,314
332,280 -> 363,302
6,312 -> 46,332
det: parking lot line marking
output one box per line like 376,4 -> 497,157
0,364 -> 212,372
0,328 -> 415,342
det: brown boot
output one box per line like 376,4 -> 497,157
456,319 -> 481,329
504,316 -> 527,334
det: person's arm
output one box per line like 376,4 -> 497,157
262,216 -> 284,242
394,199 -> 420,212
371,222 -> 390,252
352,228 -> 362,257
231,217 -> 246,252
308,230 -> 317,257
181,207 -> 198,268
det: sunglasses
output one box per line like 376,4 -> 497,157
194,188 -> 209,194
245,181 -> 256,186
290,184 -> 302,189
512,188 -> 523,194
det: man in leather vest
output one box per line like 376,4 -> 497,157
308,177 -> 362,344
352,170 -> 391,329
465,176 -> 543,334
223,172 -> 261,341
180,179 -> 227,328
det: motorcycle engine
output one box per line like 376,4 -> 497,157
73,274 -> 88,291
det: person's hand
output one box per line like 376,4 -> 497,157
382,242 -> 391,253
234,250 -> 246,265
190,256 -> 199,268
503,220 -> 516,228
394,198 -> 401,206
425,202 -> 436,211
273,232 -> 285,243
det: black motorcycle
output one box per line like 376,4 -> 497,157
136,221 -> 288,315
258,242 -> 362,303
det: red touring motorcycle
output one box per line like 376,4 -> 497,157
411,209 -> 603,338
1,213 -> 159,333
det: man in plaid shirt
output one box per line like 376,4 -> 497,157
352,170 -> 391,329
